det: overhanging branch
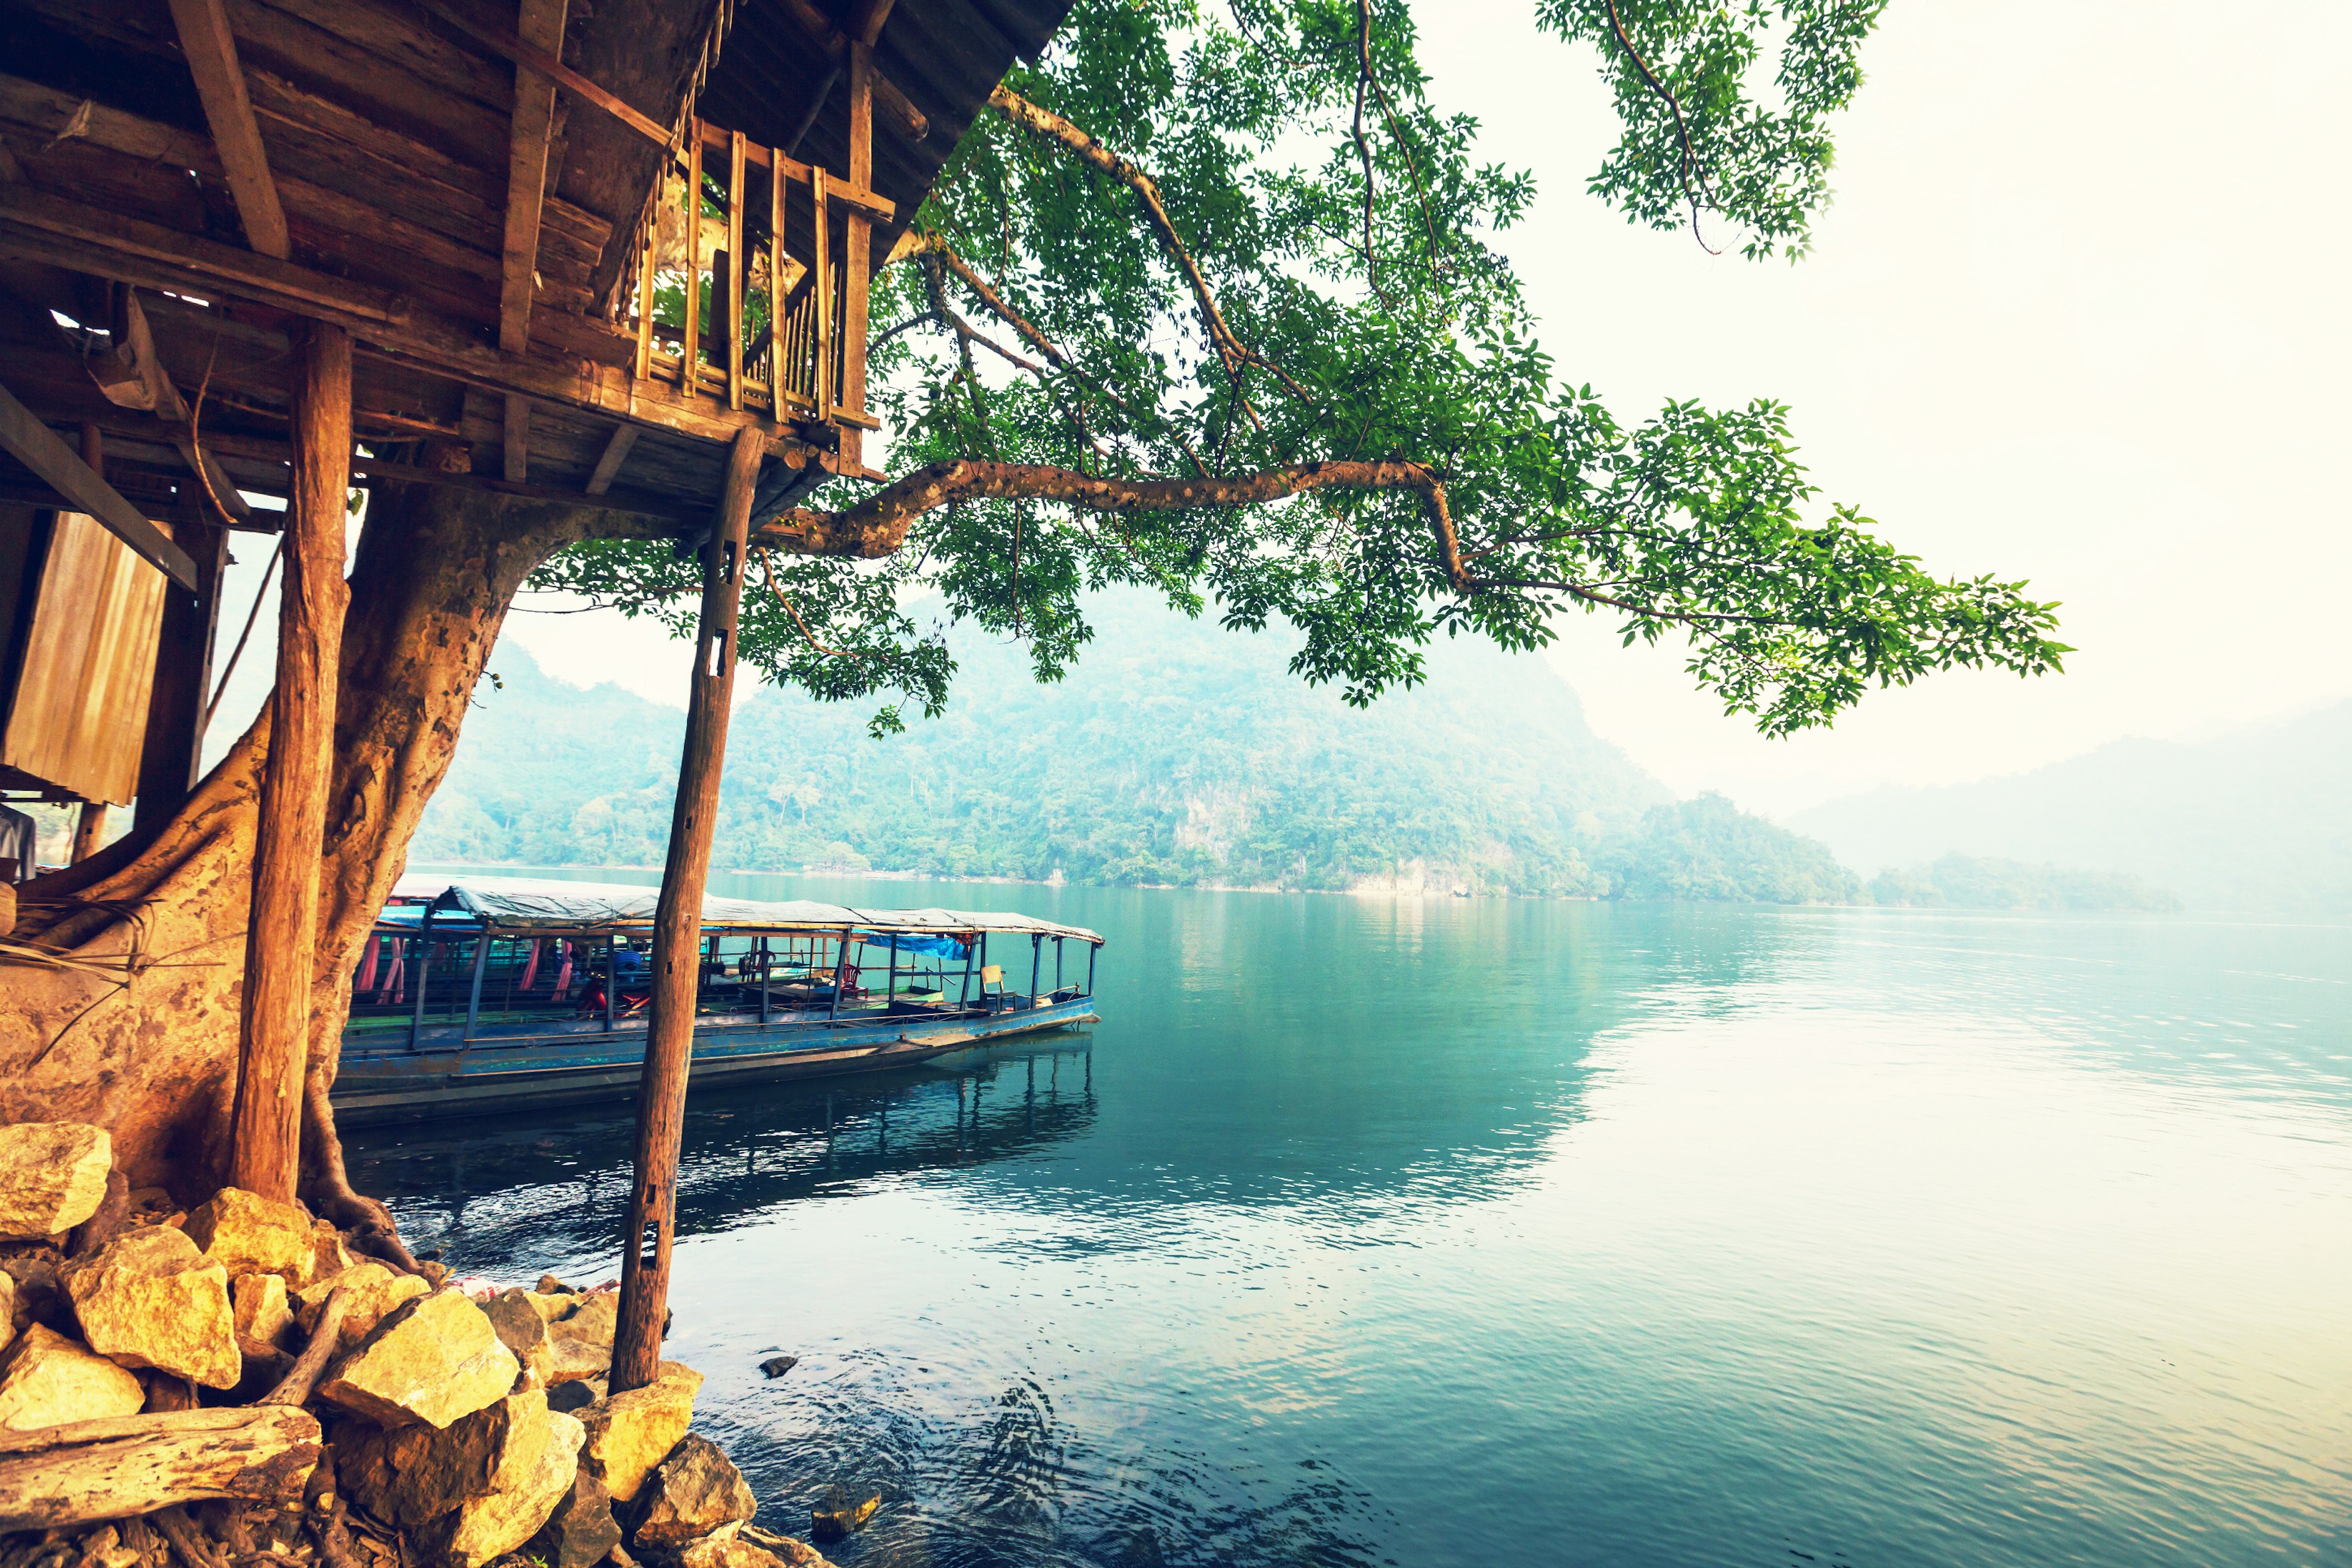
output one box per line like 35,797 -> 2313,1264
771,458 -> 1467,587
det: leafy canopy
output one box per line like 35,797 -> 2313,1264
531,0 -> 2064,737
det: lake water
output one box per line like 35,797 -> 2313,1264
349,873 -> 2352,1567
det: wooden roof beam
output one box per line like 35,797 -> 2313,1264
499,0 -> 568,356
162,0 -> 292,261
772,0 -> 927,145
0,377 -> 198,588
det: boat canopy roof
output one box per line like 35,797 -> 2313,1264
384,874 -> 1106,946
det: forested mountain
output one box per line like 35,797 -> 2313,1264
1867,855 -> 2179,913
1790,701 -> 2352,914
417,595 -> 1855,902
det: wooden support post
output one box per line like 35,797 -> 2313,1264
726,129 -> 745,412
134,496 -> 227,831
499,0 -> 568,355
767,148 -> 783,402
809,170 -> 831,415
609,423 -> 763,1395
503,394 -> 529,484
840,43 -> 874,424
70,803 -> 107,864
229,320 -> 350,1206
162,0 -> 290,260
680,124 -> 703,393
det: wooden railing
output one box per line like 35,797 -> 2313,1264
625,45 -> 888,442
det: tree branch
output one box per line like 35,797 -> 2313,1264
1601,0 -> 1719,253
987,85 -> 1313,409
1351,0 -> 1390,306
774,458 -> 1467,588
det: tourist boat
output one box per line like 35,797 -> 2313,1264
330,875 -> 1103,1125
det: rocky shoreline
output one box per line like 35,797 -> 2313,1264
0,1122 -> 832,1568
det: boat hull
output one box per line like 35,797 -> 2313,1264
330,998 -> 1099,1126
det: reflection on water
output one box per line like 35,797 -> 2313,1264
355,878 -> 2352,1567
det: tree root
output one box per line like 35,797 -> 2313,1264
297,1072 -> 417,1275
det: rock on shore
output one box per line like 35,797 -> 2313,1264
0,1123 -> 842,1568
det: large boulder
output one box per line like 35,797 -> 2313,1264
0,1124 -> 111,1240
527,1466 -> 623,1568
554,1292 -> 618,1346
232,1273 -> 294,1353
411,1401 -> 586,1568
295,1262 -> 429,1352
673,1526 -> 837,1568
183,1189 -> 319,1286
630,1434 -> 756,1548
0,1322 -> 144,1430
61,1226 -> 240,1389
546,1333 -> 611,1387
317,1288 -> 521,1430
480,1290 -> 555,1387
339,1389 -> 553,1526
576,1362 -> 703,1504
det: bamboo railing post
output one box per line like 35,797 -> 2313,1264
633,217 -> 654,382
810,168 -> 831,415
767,146 -> 783,410
841,42 -> 874,429
680,122 -> 703,392
230,320 -> 351,1205
726,129 -> 746,411
609,423 -> 764,1395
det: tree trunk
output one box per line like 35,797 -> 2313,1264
0,481 -> 608,1205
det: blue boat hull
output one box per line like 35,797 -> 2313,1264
330,997 -> 1100,1125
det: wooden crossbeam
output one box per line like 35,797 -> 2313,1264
772,0 -> 925,143
584,422 -> 638,494
0,378 -> 197,588
690,121 -> 895,222
162,0 -> 291,260
499,0 -> 568,355
415,0 -> 674,148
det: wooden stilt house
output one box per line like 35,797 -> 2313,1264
0,0 -> 1069,837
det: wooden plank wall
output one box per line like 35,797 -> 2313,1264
1,512 -> 168,804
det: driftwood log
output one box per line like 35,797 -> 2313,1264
0,1406 -> 321,1530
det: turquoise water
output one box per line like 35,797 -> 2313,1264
350,875 -> 2352,1567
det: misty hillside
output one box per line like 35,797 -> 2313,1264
417,594 -> 1870,898
1788,701 -> 2352,914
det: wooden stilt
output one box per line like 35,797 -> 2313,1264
70,803 -> 107,864
230,320 -> 351,1206
609,422 -> 764,1394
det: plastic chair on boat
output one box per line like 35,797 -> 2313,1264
979,964 -> 1007,1010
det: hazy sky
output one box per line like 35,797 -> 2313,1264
1415,0 -> 2352,812
211,1 -> 2352,818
